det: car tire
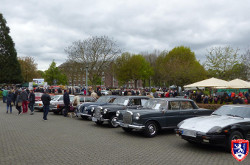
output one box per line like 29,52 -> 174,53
108,115 -> 119,128
53,111 -> 59,115
95,120 -> 104,125
81,116 -> 88,120
122,127 -> 133,133
227,131 -> 244,152
144,121 -> 158,138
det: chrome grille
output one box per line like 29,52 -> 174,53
94,107 -> 101,118
123,112 -> 132,124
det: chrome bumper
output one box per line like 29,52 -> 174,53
77,113 -> 91,117
118,122 -> 145,130
92,117 -> 109,122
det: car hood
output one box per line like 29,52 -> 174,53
179,115 -> 250,133
124,109 -> 161,116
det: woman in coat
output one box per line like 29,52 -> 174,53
6,91 -> 14,113
16,91 -> 22,115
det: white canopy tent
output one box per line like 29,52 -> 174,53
227,79 -> 250,89
184,77 -> 230,88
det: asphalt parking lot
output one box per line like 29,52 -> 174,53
0,101 -> 249,165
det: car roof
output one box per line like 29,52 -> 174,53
221,105 -> 250,108
151,98 -> 194,102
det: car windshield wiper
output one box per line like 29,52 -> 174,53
226,114 -> 244,119
212,113 -> 221,116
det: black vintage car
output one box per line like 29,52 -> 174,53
92,96 -> 150,128
116,98 -> 213,137
75,95 -> 119,119
176,105 -> 250,151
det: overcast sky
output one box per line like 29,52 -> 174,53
1,0 -> 250,70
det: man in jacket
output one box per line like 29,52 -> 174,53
28,89 -> 35,115
63,89 -> 70,117
41,91 -> 51,121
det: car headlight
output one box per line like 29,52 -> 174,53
103,109 -> 108,114
91,107 -> 95,112
116,111 -> 120,117
84,107 -> 87,111
135,113 -> 140,120
207,126 -> 222,134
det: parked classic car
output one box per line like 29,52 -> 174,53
75,95 -> 119,119
92,96 -> 150,128
116,98 -> 213,137
48,95 -> 75,112
53,96 -> 96,115
34,94 -> 55,111
176,105 -> 250,150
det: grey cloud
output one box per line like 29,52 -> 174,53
1,0 -> 250,70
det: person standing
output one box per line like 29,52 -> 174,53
6,91 -> 14,113
63,89 -> 70,117
2,88 -> 8,103
16,91 -> 22,115
20,88 -> 28,113
28,89 -> 35,115
41,91 -> 51,121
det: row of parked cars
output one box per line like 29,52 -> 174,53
34,94 -> 250,151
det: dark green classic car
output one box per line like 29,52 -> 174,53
116,98 -> 213,137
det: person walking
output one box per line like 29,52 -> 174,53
41,91 -> 51,121
16,91 -> 22,115
63,89 -> 70,117
28,89 -> 35,115
6,91 -> 14,113
20,88 -> 28,113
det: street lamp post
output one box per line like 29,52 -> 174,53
85,66 -> 88,95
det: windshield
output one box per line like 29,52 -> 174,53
143,99 -> 167,110
212,106 -> 250,118
113,97 -> 129,106
96,96 -> 111,103
35,93 -> 43,97
52,95 -> 61,101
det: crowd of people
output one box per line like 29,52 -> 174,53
1,85 -> 249,117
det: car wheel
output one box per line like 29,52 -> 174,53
144,121 -> 158,137
81,116 -> 88,120
108,115 -> 119,128
122,127 -> 133,133
53,111 -> 59,115
227,131 -> 244,152
95,120 -> 104,125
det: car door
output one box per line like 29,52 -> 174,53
163,101 -> 180,127
178,101 -> 196,122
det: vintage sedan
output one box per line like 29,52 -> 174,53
75,95 -> 119,119
92,96 -> 150,128
176,105 -> 250,150
34,94 -> 55,111
53,96 -> 96,115
116,98 -> 213,137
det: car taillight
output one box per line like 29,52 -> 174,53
57,104 -> 60,109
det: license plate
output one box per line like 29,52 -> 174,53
92,117 -> 97,122
182,130 -> 196,137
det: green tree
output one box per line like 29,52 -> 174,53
44,60 -> 67,85
0,13 -> 22,83
18,56 -> 38,82
205,46 -> 239,80
114,53 -> 153,88
159,46 -> 207,87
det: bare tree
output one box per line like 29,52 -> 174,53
65,36 -> 121,87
